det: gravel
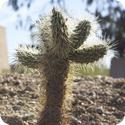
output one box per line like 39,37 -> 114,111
0,73 -> 125,125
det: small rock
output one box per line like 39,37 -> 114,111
0,117 -> 8,125
9,91 -> 16,97
17,102 -> 25,106
117,117 -> 125,125
14,80 -> 22,85
113,111 -> 124,119
95,107 -> 103,114
25,86 -> 33,92
12,106 -> 21,111
2,116 -> 24,125
0,88 -> 8,95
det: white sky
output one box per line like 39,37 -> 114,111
118,0 -> 125,7
0,0 -> 125,67
0,0 -> 8,8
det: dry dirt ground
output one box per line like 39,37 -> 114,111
0,73 -> 125,125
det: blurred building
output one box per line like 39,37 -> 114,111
110,57 -> 125,78
110,37 -> 125,78
0,26 -> 9,72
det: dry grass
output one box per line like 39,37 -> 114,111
70,63 -> 109,77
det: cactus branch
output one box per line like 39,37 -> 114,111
69,45 -> 107,63
51,8 -> 71,58
16,45 -> 41,69
70,20 -> 91,49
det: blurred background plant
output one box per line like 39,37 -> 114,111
9,63 -> 109,77
70,63 -> 109,76
10,63 -> 38,74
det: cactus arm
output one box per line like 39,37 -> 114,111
16,45 -> 41,69
70,20 -> 91,49
69,45 -> 107,63
51,8 -> 71,58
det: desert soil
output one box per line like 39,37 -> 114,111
0,73 -> 125,125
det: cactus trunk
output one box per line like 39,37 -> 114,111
37,55 -> 69,125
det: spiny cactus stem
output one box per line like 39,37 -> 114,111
70,20 -> 91,49
16,48 -> 41,69
69,45 -> 107,63
37,55 -> 69,125
51,8 -> 71,58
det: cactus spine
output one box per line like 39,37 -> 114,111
16,8 -> 107,125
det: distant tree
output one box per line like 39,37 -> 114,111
8,0 -> 33,11
8,0 -> 125,57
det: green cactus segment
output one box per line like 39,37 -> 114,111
69,45 -> 107,63
70,20 -> 91,49
16,46 -> 41,69
51,8 -> 71,58
15,8 -> 110,125
37,55 -> 69,125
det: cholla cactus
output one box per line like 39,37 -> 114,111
16,8 -> 108,125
